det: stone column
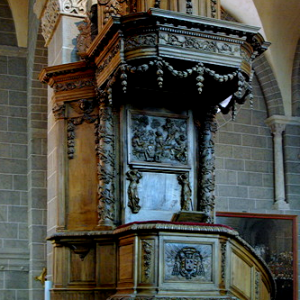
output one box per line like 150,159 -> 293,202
265,116 -> 290,210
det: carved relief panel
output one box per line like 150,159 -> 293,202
121,97 -> 197,223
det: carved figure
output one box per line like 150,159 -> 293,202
178,173 -> 192,211
126,170 -> 142,213
76,19 -> 92,53
131,114 -> 188,164
172,247 -> 204,279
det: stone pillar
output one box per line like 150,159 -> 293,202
265,116 -> 290,210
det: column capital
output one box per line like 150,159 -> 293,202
34,0 -> 88,46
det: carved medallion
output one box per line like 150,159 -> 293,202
172,247 -> 204,279
129,113 -> 188,165
165,243 -> 212,282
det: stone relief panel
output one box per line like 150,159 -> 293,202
164,243 -> 212,282
128,111 -> 189,166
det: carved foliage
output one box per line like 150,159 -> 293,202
66,99 -> 98,159
197,107 -> 218,223
220,242 -> 226,284
130,114 -> 188,165
142,240 -> 153,281
177,173 -> 192,211
96,91 -> 115,225
54,79 -> 95,92
126,169 -> 142,213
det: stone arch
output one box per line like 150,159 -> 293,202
0,0 -> 17,46
253,54 -> 285,117
221,4 -> 285,117
292,38 -> 300,117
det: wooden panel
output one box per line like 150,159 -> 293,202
67,122 -> 98,230
98,243 -> 116,285
53,244 -> 69,287
119,244 -> 134,281
230,251 -> 252,299
261,280 -> 271,300
70,247 -> 96,284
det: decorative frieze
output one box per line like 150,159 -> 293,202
54,79 -> 95,92
159,33 -> 240,56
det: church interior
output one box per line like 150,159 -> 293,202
0,0 -> 299,299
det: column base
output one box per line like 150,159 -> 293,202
273,199 -> 290,210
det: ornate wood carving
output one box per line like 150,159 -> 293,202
186,0 -> 193,14
126,169 -> 142,213
76,20 -> 93,54
52,102 -> 66,120
177,173 -> 192,211
220,241 -> 226,285
141,240 -> 153,281
96,90 -> 115,226
66,99 -> 98,159
197,106 -> 218,223
98,0 -> 128,25
130,113 -> 188,165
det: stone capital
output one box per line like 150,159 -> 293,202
35,0 -> 88,46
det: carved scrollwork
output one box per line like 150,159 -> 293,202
54,79 -> 95,92
61,0 -> 86,15
126,169 -> 142,213
65,99 -> 98,159
130,113 -> 188,165
177,173 -> 192,211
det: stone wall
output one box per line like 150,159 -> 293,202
215,75 -> 274,211
0,0 -> 29,298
